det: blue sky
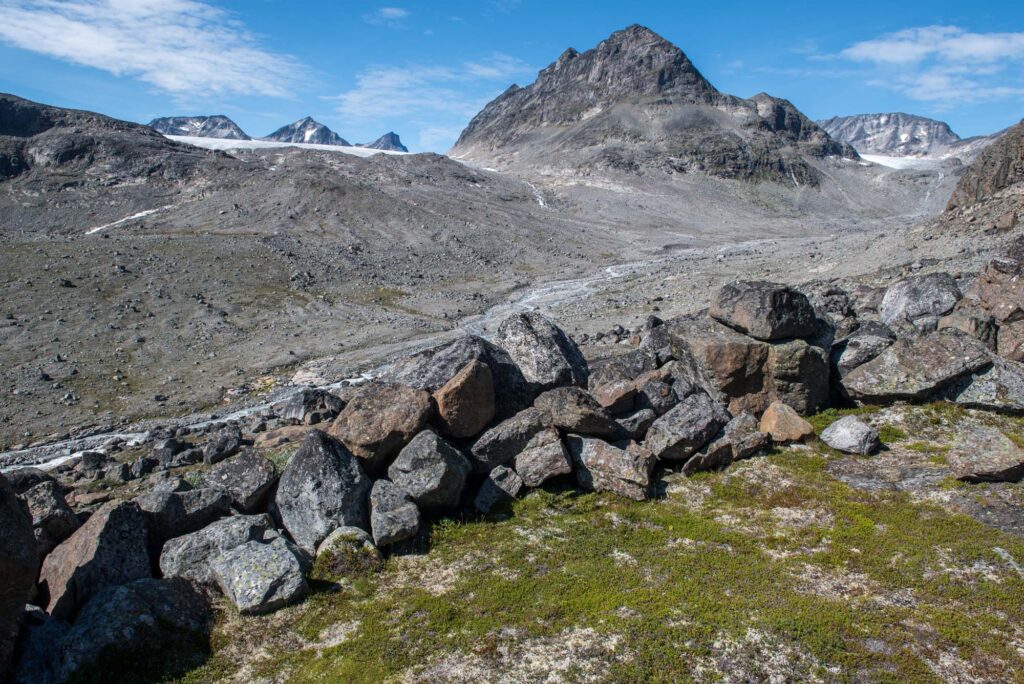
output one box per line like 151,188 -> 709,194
1,0 -> 1022,152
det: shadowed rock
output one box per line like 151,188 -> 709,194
388,431 -> 471,512
710,281 -> 818,341
474,466 -> 524,513
202,448 -> 278,513
821,416 -> 880,455
1,474 -> 38,677
213,537 -> 308,615
495,312 -> 588,390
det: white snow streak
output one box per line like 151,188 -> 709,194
85,205 -> 174,235
166,135 -> 408,158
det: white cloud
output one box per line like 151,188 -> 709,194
0,0 -> 302,97
363,6 -> 410,27
837,25 -> 1024,104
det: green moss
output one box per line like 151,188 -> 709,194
878,424 -> 908,443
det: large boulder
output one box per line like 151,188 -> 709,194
880,272 -> 961,330
273,388 -> 345,425
388,431 -> 471,512
39,501 -> 151,620
212,537 -> 308,615
474,466 -> 524,513
948,427 -> 1024,482
644,393 -> 732,461
275,430 -> 371,554
591,379 -> 637,414
634,378 -> 679,416
470,407 -> 550,473
203,425 -> 242,465
328,382 -> 432,474
159,514 -> 278,585
767,339 -> 829,415
21,480 -> 79,555
494,312 -> 588,390
942,356 -> 1024,413
382,335 -> 533,420
821,416 -> 880,455
759,402 -> 813,443
136,486 -> 232,552
842,329 -> 992,402
566,437 -> 656,501
1,474 -> 38,678
709,281 -> 818,341
533,387 -> 624,438
201,448 -> 279,513
513,428 -> 572,487
369,480 -> 420,547
431,359 -> 495,438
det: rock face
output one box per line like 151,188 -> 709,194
566,437 -> 656,501
947,118 -> 1024,210
159,514 -> 278,585
275,430 -> 371,554
432,359 -> 495,438
21,480 -> 79,555
710,281 -> 819,341
261,117 -> 350,146
474,466 -> 524,513
818,112 -> 993,160
136,486 -> 232,549
212,537 -> 308,615
880,273 -> 961,329
471,407 -> 550,473
821,416 -> 880,455
534,387 -> 623,438
39,501 -> 151,620
759,402 -> 814,443
148,114 -> 250,140
329,382 -> 432,474
514,428 -> 572,487
1,474 -> 38,678
842,330 -> 992,402
201,449 -> 278,513
949,427 -> 1024,482
495,312 -> 588,390
369,480 -> 420,547
644,393 -> 732,461
388,431 -> 471,512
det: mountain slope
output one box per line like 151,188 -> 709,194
148,115 -> 250,140
819,113 -> 997,161
262,117 -> 350,146
450,25 -> 855,187
359,132 -> 408,152
947,119 -> 1024,211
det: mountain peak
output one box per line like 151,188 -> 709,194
262,117 -> 350,146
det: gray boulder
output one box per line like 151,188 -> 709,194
10,605 -> 67,684
38,501 -> 150,620
370,480 -> 420,547
275,429 -> 372,554
833,323 -> 896,378
136,486 -> 232,550
159,513 -> 278,585
820,416 -> 880,455
943,356 -> 1024,412
474,466 -> 524,513
21,480 -> 79,555
212,537 -> 308,615
681,434 -> 733,475
1,474 -> 38,678
588,349 -> 660,390
644,393 -> 732,461
495,312 -> 588,390
880,272 -> 961,329
203,425 -> 242,465
722,412 -> 770,460
470,407 -> 549,473
617,408 -> 658,441
842,329 -> 992,402
709,281 -> 818,341
514,428 -> 572,487
634,379 -> 679,416
388,431 -> 471,512
202,449 -> 278,513
534,387 -> 624,438
566,437 -> 656,501
273,388 -> 345,425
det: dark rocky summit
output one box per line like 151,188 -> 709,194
261,116 -> 350,146
148,115 -> 250,140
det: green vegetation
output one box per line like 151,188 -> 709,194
806,405 -> 881,435
177,448 -> 1024,683
877,423 -> 908,443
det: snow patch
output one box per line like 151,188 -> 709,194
85,205 -> 174,235
166,135 -> 408,157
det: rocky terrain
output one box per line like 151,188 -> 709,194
148,115 -> 251,140
2,20 -> 1024,683
819,112 -> 1000,161
262,117 -> 351,146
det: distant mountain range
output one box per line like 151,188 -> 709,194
818,113 -> 1000,162
148,115 -> 407,152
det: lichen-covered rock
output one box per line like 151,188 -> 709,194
212,537 -> 308,615
997,320 -> 1024,362
709,281 -> 818,341
21,480 -> 79,555
566,437 -> 655,501
202,425 -> 242,465
159,513 -> 278,585
329,382 -> 433,474
273,388 -> 345,425
432,359 -> 495,438
767,338 -> 829,415
474,466 -> 524,513
880,272 -> 961,329
313,526 -> 383,581
513,428 -> 572,487
759,402 -> 813,443
617,407 -> 658,441
842,329 -> 992,402
722,412 -> 770,460
495,312 -> 588,390
39,501 -> 151,620
820,416 -> 880,455
1,473 -> 38,678
275,429 -> 371,554
938,307 -> 998,351
135,486 -> 232,551
943,356 -> 1024,412
470,407 -> 550,473
534,387 -> 624,438
644,393 -> 732,461
949,427 -> 1024,482
369,480 -> 420,547
833,323 -> 895,378
388,431 -> 471,512
201,449 -> 278,513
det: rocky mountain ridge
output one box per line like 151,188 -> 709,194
359,132 -> 408,152
148,115 -> 251,140
819,112 -> 999,161
261,116 -> 351,146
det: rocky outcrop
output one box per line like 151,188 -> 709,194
149,114 -> 250,140
948,427 -> 1024,482
136,486 -> 231,550
495,312 -> 589,390
1,474 -> 37,678
261,117 -> 349,146
329,383 -> 433,474
275,430 -> 371,554
947,118 -> 1024,210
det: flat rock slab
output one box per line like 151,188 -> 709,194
709,280 -> 818,341
949,427 -> 1024,482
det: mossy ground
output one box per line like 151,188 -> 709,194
175,434 -> 1024,683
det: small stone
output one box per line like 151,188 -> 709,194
759,402 -> 814,443
820,416 -> 880,454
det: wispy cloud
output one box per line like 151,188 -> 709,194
0,0 -> 302,98
363,6 -> 410,28
836,25 -> 1024,105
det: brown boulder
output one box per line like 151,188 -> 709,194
949,427 -> 1024,482
759,402 -> 813,443
432,359 -> 495,438
565,437 -> 656,501
329,382 -> 433,474
591,379 -> 637,415
709,281 -> 818,341
998,320 -> 1024,363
